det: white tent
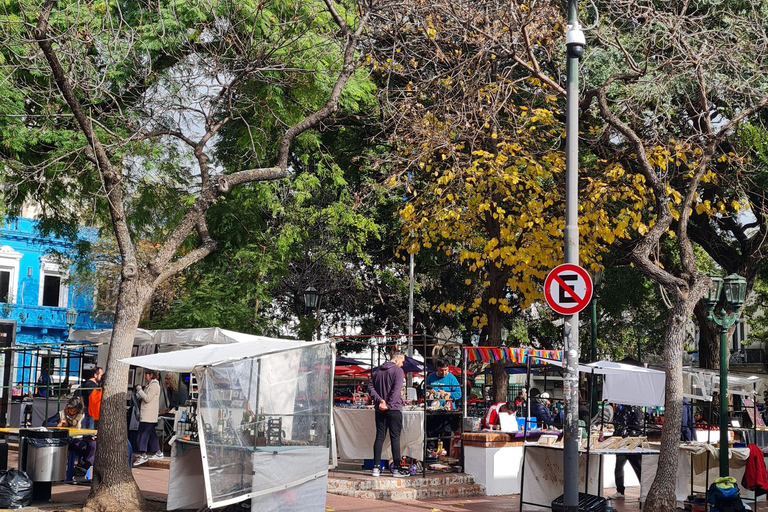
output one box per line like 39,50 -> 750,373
582,361 -> 666,408
121,331 -> 332,512
540,359 -> 666,407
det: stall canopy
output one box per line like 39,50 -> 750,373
683,367 -> 764,401
541,359 -> 666,408
122,332 -> 332,512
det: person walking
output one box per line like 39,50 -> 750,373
133,370 -> 163,466
367,352 -> 407,477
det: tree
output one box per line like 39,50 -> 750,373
368,0 -> 647,402
0,0 -> 373,509
582,1 -> 768,508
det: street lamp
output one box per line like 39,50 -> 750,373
303,286 -> 319,311
700,273 -> 748,477
65,306 -> 78,335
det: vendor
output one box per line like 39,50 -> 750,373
482,400 -> 515,430
425,359 -> 462,409
531,392 -> 558,428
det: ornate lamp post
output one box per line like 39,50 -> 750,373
303,286 -> 319,311
700,273 -> 747,477
65,306 -> 78,336
302,286 -> 320,341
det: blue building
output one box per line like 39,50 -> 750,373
0,216 -> 112,404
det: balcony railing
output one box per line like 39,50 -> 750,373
0,303 -> 106,331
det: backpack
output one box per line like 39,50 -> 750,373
708,480 -> 746,512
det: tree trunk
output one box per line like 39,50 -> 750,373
491,362 -> 509,404
643,294 -> 697,512
84,280 -> 153,512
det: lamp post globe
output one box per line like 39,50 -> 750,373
303,286 -> 319,311
65,307 -> 78,335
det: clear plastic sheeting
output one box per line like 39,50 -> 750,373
197,343 -> 331,509
683,368 -> 764,400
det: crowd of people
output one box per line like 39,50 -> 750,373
32,364 -> 190,474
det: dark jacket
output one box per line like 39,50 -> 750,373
681,398 -> 694,441
368,362 -> 405,412
614,404 -> 644,437
76,380 -> 98,416
531,400 -> 556,426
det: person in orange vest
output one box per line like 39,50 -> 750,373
88,372 -> 103,430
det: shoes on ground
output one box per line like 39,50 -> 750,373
150,451 -> 164,459
371,468 -> 381,477
391,467 -> 410,478
608,491 -> 625,499
133,454 -> 149,466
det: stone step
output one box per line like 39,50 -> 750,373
328,482 -> 486,501
328,472 -> 476,491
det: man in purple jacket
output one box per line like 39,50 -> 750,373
368,352 -> 407,477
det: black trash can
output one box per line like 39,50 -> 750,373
551,493 -> 607,512
17,429 -> 68,501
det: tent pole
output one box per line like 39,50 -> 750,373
463,349 -> 467,418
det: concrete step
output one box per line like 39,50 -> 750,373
327,471 -> 485,500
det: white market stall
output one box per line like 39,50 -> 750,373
121,330 -> 333,512
517,360 -> 664,509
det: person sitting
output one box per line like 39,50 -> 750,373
483,401 -> 515,430
48,397 -> 96,477
531,392 -> 558,428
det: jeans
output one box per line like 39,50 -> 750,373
615,453 -> 642,494
373,409 -> 403,467
136,421 -> 160,454
81,415 -> 95,430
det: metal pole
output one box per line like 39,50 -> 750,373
564,2 -> 585,508
590,297 -> 598,414
719,325 -> 729,477
408,252 -> 415,388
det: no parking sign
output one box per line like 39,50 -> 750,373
543,264 -> 593,315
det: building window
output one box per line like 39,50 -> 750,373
0,246 -> 22,304
0,271 -> 10,303
41,275 -> 61,307
38,258 -> 68,308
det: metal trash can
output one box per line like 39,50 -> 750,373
551,493 -> 607,512
18,429 -> 68,501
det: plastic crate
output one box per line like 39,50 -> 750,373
551,493 -> 606,512
362,459 -> 388,470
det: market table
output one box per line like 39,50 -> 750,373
333,408 -> 424,460
640,443 -> 764,507
462,430 -> 546,495
519,442 -> 660,511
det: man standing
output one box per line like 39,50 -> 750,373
611,403 -> 643,499
76,366 -> 103,429
368,352 -> 407,477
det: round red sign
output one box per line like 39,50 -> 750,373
543,264 -> 594,315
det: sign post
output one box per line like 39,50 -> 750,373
563,5 -> 586,508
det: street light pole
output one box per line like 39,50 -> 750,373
700,273 -> 747,477
563,3 -> 585,510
